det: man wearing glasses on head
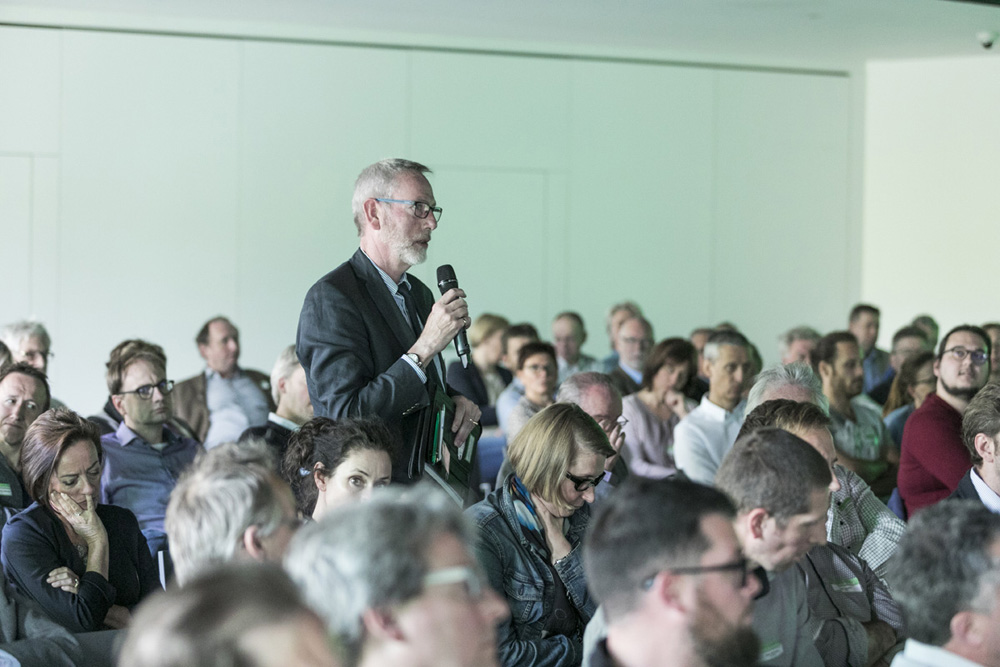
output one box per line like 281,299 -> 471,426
899,324 -> 992,516
100,340 -> 200,557
296,159 -> 481,484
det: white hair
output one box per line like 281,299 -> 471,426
269,344 -> 300,405
1,320 -> 50,351
745,362 -> 829,415
350,159 -> 431,235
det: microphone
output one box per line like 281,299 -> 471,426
437,264 -> 471,368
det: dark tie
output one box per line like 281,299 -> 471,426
398,282 -> 442,386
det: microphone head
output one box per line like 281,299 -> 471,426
437,264 -> 458,292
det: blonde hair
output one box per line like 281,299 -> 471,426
468,313 -> 509,348
508,403 -> 614,512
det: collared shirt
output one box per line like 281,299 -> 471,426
617,360 -> 642,386
828,464 -> 905,584
672,396 -> 746,484
266,412 -> 300,433
100,421 -> 200,555
829,396 -> 894,462
863,347 -> 893,395
204,368 -> 270,449
361,250 -> 446,384
891,639 -> 984,667
969,468 -> 1000,514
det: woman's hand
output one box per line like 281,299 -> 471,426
664,390 -> 689,419
46,566 -> 80,594
535,506 -> 572,564
50,492 -> 107,546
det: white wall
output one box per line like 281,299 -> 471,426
864,56 -> 1000,344
0,25 -> 858,410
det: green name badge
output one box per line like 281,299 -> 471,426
0,483 -> 12,497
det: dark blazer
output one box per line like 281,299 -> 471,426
608,367 -> 640,398
947,469 -> 982,503
297,248 -> 457,482
446,360 -> 511,427
239,417 -> 293,470
1,503 -> 160,633
172,368 -> 274,443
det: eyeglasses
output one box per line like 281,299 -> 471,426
943,347 -> 989,365
422,566 -> 486,599
118,380 -> 174,399
374,198 -> 443,221
641,557 -> 752,590
565,471 -> 604,492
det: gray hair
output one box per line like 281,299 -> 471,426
118,562 -> 325,667
702,330 -> 749,363
283,484 -> 473,665
166,440 -> 287,586
745,362 -> 829,415
778,326 -> 820,358
555,371 -> 620,406
889,501 -> 1000,646
1,320 -> 50,351
351,159 -> 431,235
269,344 -> 300,405
604,301 -> 642,335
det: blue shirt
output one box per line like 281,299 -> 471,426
862,347 -> 893,395
100,421 -> 200,556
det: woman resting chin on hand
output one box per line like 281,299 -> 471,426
1,409 -> 160,633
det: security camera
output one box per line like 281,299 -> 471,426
977,31 -> 998,49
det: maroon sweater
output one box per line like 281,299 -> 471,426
898,392 -> 970,515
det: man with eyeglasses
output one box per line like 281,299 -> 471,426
583,477 -> 762,667
899,324 -> 992,516
0,362 -> 50,524
607,316 -> 653,398
284,485 -> 509,667
297,158 -> 481,483
100,339 -> 200,557
868,326 -> 931,406
1,320 -> 66,409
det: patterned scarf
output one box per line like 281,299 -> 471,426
508,474 -> 550,557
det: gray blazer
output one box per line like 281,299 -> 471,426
297,249 -> 455,482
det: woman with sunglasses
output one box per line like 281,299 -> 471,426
467,402 -> 615,667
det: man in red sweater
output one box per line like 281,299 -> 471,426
898,324 -> 991,515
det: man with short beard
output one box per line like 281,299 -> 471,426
584,478 -> 761,667
0,363 -> 50,520
899,324 -> 991,515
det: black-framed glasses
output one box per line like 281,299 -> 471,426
374,198 -> 443,221
118,380 -> 174,399
943,347 -> 989,365
641,557 -> 751,590
565,471 -> 603,492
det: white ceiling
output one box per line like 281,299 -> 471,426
2,0 -> 1000,69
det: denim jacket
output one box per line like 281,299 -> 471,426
466,480 -> 595,667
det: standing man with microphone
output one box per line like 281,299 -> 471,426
296,159 -> 481,483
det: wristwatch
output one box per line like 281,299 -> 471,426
406,352 -> 425,370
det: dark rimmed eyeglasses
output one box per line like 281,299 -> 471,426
641,557 -> 752,590
942,346 -> 989,365
565,471 -> 603,492
374,198 -> 443,221
118,380 -> 174,400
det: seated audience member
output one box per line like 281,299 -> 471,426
446,313 -> 511,429
552,312 -> 603,383
686,327 -> 714,402
164,440 -> 300,586
0,567 -> 83,665
0,341 -> 10,369
983,322 -> 1000,385
495,323 -> 539,432
505,342 -> 558,441
172,316 -> 274,449
600,301 -> 643,372
738,399 -> 904,583
745,362 -> 829,414
100,340 -> 200,556
847,304 -> 892,395
881,351 -> 936,447
899,325 -> 991,516
715,428 -> 831,667
779,326 -> 821,365
814,332 -> 897,498
0,363 -> 50,522
868,326 -> 930,406
119,562 -> 340,667
239,344 -> 313,461
949,382 -> 1000,508
0,321 -> 63,409
584,477 -> 761,667
469,403 -> 614,666
285,485 -> 508,667
673,330 -> 752,484
910,314 -> 939,350
888,501 -> 1000,667
1,409 -> 160,632
607,316 -> 653,398
621,338 -> 698,479
281,417 -> 394,521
